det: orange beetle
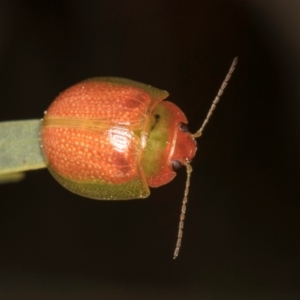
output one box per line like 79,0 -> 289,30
41,58 -> 237,258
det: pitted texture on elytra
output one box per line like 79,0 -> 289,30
41,126 -> 140,183
41,77 -> 170,199
47,81 -> 152,127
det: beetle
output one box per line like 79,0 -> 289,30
40,57 -> 237,259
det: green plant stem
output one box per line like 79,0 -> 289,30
0,120 -> 46,180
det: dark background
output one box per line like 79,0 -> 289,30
0,0 -> 299,299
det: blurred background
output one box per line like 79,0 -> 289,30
0,0 -> 299,299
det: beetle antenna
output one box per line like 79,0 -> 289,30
173,163 -> 192,259
173,57 -> 238,259
193,57 -> 238,139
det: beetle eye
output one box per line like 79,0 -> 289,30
180,123 -> 189,132
172,160 -> 183,171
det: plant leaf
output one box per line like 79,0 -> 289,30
0,120 -> 46,179
0,172 -> 26,184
